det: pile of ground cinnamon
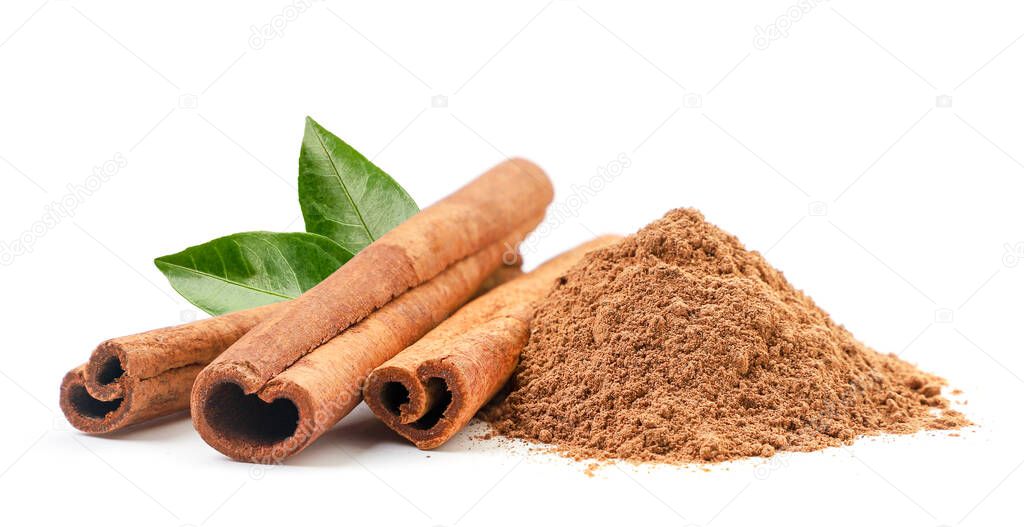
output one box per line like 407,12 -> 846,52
484,208 -> 968,463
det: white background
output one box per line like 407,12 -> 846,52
1,1 -> 1022,526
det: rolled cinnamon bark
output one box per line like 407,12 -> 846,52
363,235 -> 621,450
58,262 -> 524,435
202,159 -> 553,396
192,159 -> 553,462
59,304 -> 277,433
192,227 -> 538,462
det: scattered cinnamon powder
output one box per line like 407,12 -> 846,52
484,209 -> 969,463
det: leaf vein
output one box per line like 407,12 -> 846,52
156,261 -> 293,300
311,127 -> 374,241
252,233 -> 302,294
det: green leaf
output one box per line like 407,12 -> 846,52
154,231 -> 354,315
299,116 -> 419,253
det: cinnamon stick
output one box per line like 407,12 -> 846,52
59,304 -> 276,433
191,159 -> 553,462
198,159 -> 552,395
58,261 -> 524,434
191,229 -> 534,462
363,235 -> 621,450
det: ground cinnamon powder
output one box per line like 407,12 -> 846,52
484,209 -> 968,463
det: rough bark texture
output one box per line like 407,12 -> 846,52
364,236 -> 621,450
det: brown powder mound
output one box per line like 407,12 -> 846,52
484,208 -> 968,463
